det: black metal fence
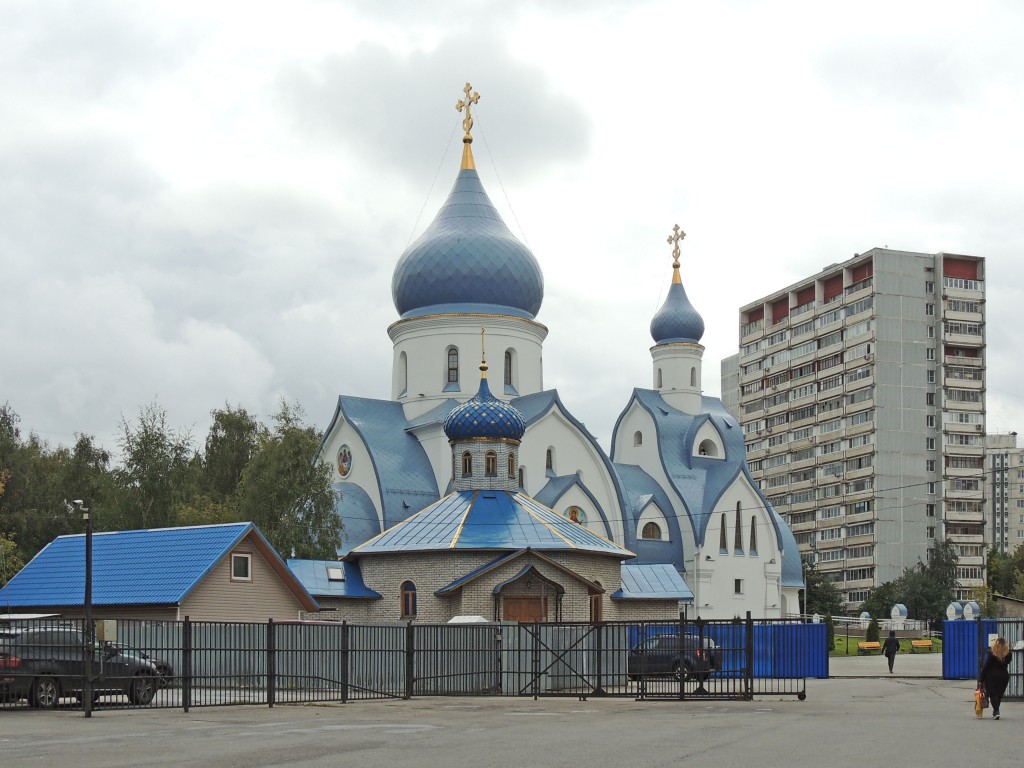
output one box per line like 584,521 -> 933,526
1,614 -> 825,711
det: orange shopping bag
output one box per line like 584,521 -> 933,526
974,688 -> 983,718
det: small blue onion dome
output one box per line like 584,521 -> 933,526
650,279 -> 705,344
392,169 -> 544,320
443,374 -> 527,442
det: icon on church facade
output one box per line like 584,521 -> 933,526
337,445 -> 353,478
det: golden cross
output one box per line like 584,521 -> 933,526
666,224 -> 686,269
456,82 -> 481,139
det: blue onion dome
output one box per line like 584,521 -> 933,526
443,370 -> 527,442
391,169 -> 545,320
650,228 -> 705,344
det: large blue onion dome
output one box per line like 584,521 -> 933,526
391,168 -> 545,320
443,370 -> 526,442
650,228 -> 705,344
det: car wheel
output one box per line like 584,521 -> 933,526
129,674 -> 156,705
32,677 -> 60,709
672,661 -> 692,683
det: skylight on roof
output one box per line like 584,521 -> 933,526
326,566 -> 345,582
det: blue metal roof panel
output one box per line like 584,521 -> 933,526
612,563 -> 694,600
286,559 -> 381,599
352,491 -> 633,558
338,396 -> 439,530
0,523 -> 252,607
334,482 -> 382,557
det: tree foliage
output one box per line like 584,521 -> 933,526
865,616 -> 880,643
801,562 -> 844,616
0,400 -> 341,567
987,545 -> 1024,599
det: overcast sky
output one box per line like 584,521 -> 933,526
2,0 -> 1022,459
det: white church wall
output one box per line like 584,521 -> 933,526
407,422 -> 455,495
319,418 -> 385,528
520,407 -> 625,543
389,314 -> 547,419
636,503 -> 670,542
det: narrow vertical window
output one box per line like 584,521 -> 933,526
734,503 -> 743,552
656,368 -> 663,388
750,516 -> 757,554
633,431 -> 642,447
545,448 -> 554,472
447,347 -> 459,383
518,467 -> 525,489
504,350 -> 513,386
720,513 -> 728,551
690,367 -> 696,387
508,453 -> 516,478
401,581 -> 417,618
461,451 -> 473,476
485,451 -> 497,477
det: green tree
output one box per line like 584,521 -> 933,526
201,404 -> 264,501
234,401 -> 341,558
0,532 -> 25,586
861,540 -> 960,624
801,562 -> 843,616
865,616 -> 880,643
113,402 -> 197,530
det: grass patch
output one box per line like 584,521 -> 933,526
829,637 -> 943,657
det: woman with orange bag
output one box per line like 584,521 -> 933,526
977,637 -> 1012,720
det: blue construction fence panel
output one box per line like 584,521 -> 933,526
942,619 -> 996,680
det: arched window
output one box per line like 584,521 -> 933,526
656,368 -> 663,388
461,451 -> 473,476
698,439 -> 718,457
719,513 -> 728,551
504,350 -> 513,386
447,347 -> 459,384
749,515 -> 758,554
545,448 -> 554,472
398,351 -> 408,396
485,451 -> 497,477
400,581 -> 417,618
507,453 -> 516,478
734,503 -> 743,553
641,521 -> 662,540
690,366 -> 696,387
633,430 -> 643,447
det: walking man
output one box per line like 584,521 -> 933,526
882,630 -> 899,674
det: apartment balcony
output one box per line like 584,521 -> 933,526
944,332 -> 985,347
845,398 -> 874,415
844,278 -> 874,301
845,576 -> 875,589
945,309 -> 984,323
944,355 -> 983,367
944,508 -> 986,525
944,375 -> 983,389
790,519 -> 816,534
844,510 -> 874,527
845,421 -> 875,438
740,319 -> 766,341
790,456 -> 815,472
943,443 -> 985,457
845,466 -> 874,482
944,486 -> 984,500
946,531 -> 984,545
845,442 -> 873,459
846,555 -> 874,568
944,464 -> 983,478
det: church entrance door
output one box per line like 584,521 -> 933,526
502,596 -> 547,622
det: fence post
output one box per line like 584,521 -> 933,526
679,610 -> 686,700
405,621 -> 415,700
594,621 -> 604,695
267,619 -> 276,708
182,616 -> 191,713
745,611 -> 754,700
340,621 -> 349,704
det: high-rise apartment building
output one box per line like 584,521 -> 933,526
986,434 -> 1024,556
722,248 -> 986,608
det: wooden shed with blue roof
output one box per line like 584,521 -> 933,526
0,523 -> 318,622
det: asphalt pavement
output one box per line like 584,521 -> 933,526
0,653 -> 1015,768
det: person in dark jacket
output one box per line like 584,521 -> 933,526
882,630 -> 899,673
978,637 -> 1012,720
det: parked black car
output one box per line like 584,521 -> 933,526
0,625 -> 160,708
103,641 -> 174,688
627,633 -> 719,682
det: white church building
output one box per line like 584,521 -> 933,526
313,90 -> 803,621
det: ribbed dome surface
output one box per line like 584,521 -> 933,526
443,376 -> 526,441
650,282 -> 705,344
392,169 -> 544,320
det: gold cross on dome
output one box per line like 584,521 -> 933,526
667,224 -> 686,268
456,82 -> 481,139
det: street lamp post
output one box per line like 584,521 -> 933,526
73,500 -> 93,718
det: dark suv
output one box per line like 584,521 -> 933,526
627,633 -> 718,682
0,625 -> 159,708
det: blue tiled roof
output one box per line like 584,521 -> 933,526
324,396 -> 440,532
286,559 -> 381,599
443,375 -> 526,441
391,169 -> 544,320
0,523 -> 316,608
351,490 -> 633,558
333,482 -> 381,557
612,564 -> 694,601
650,280 -> 705,344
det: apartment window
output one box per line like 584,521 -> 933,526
231,553 -> 252,582
927,370 -> 935,384
926,393 -> 936,406
926,438 -> 936,451
926,415 -> 935,427
926,460 -> 935,472
926,348 -> 935,360
820,527 -> 843,541
925,280 -> 934,293
927,326 -> 935,338
847,522 -> 874,537
734,579 -> 744,595
927,482 -> 936,494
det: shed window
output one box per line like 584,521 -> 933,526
231,553 -> 252,582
